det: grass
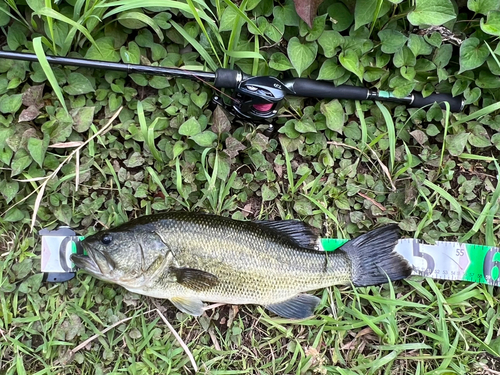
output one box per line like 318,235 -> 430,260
1,0 -> 500,374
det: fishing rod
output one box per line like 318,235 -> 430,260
0,51 -> 464,120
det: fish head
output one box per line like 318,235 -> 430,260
71,224 -> 167,286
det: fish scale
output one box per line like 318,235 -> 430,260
72,212 -> 412,319
145,213 -> 350,305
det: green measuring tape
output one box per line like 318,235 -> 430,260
322,238 -> 500,286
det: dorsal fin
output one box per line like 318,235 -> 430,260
253,219 -> 320,250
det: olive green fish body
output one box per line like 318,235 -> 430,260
72,212 -> 412,319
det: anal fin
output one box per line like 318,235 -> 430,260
170,296 -> 205,316
265,294 -> 321,320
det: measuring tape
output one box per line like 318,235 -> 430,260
322,238 -> 500,286
40,228 -> 500,286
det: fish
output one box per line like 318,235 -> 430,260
71,212 -> 412,320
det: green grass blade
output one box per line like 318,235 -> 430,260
36,7 -> 100,54
222,0 -> 262,38
117,12 -> 163,42
43,0 -> 57,52
224,50 -> 265,60
146,166 -> 169,200
223,0 -> 247,69
423,179 -> 462,221
453,101 -> 500,126
32,37 -> 69,115
355,101 -> 368,148
137,101 -> 163,162
300,193 -> 346,238
104,159 -> 122,195
439,102 -> 451,170
100,1 -> 214,24
185,0 -> 223,68
175,157 -> 190,206
170,20 -> 218,72
375,102 -> 396,172
457,153 -> 496,161
459,160 -> 500,243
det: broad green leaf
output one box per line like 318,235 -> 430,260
469,123 -> 491,147
321,99 -> 344,134
4,208 -> 24,222
492,133 -> 500,150
327,2 -> 353,32
265,18 -> 285,43
480,10 -> 500,37
0,2 -> 10,27
452,79 -> 471,97
179,117 -> 201,136
120,41 -> 141,64
273,3 -> 300,27
393,46 -> 416,68
317,59 -> 346,80
85,37 -> 121,62
124,152 -> 145,168
459,37 -> 490,73
446,133 -> 469,156
339,49 -> 364,81
190,92 -> 208,108
400,66 -> 416,80
7,25 -> 27,50
0,180 -> 19,204
0,94 -> 22,114
71,107 -> 95,132
173,141 -> 188,158
433,43 -> 453,68
27,137 -> 48,168
41,118 -> 73,144
278,120 -> 301,139
294,118 -> 316,133
378,29 -> 408,54
407,0 -> 456,26
153,12 -> 172,29
11,148 -> 32,176
318,30 -> 343,58
304,13 -> 327,42
262,184 -> 278,201
464,86 -> 481,104
468,0 -> 499,15
220,5 -> 238,32
287,37 -> 318,77
64,73 -> 95,95
269,53 -> 293,71
190,130 -> 217,147
389,76 -> 415,97
408,34 -> 433,56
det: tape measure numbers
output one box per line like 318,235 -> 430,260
321,238 -> 500,287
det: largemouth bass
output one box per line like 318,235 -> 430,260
71,212 -> 412,319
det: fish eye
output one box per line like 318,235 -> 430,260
101,234 -> 113,245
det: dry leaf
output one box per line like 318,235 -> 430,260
293,0 -> 325,27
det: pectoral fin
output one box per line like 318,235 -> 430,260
170,296 -> 205,316
169,267 -> 219,291
265,294 -> 321,320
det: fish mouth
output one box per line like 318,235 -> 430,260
71,248 -> 105,278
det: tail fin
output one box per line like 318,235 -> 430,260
339,224 -> 412,286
